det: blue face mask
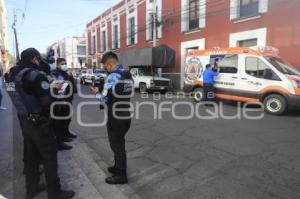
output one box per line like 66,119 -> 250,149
49,64 -> 56,71
61,64 -> 68,71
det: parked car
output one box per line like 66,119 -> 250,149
80,69 -> 107,87
130,67 -> 172,93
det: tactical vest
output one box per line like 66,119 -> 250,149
106,70 -> 133,120
7,68 -> 44,116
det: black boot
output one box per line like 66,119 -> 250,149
49,190 -> 75,199
26,184 -> 46,199
107,166 -> 116,174
105,172 -> 128,184
105,154 -> 128,184
65,131 -> 77,139
62,137 -> 73,142
58,142 -> 72,151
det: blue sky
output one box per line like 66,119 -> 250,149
6,0 -> 117,55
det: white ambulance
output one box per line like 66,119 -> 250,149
184,47 -> 300,115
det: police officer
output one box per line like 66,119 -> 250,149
90,51 -> 133,184
51,58 -> 77,150
11,48 -> 74,199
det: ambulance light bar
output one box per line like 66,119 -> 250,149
257,46 -> 279,56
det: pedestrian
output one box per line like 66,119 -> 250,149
90,51 -> 133,184
9,48 -> 74,199
0,62 -> 7,110
203,63 -> 219,103
51,58 -> 77,151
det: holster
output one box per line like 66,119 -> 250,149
27,114 -> 49,125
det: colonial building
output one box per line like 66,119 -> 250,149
86,0 -> 300,89
47,36 -> 87,71
0,0 -> 9,72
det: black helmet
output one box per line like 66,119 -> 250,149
20,48 -> 41,64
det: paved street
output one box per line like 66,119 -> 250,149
70,85 -> 300,199
1,85 -> 300,199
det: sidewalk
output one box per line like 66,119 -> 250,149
0,91 -> 133,199
0,90 -> 13,199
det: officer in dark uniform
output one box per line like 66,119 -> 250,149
9,48 -> 75,199
90,51 -> 133,184
51,58 -> 77,150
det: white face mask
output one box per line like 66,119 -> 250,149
61,64 -> 68,71
49,64 -> 56,71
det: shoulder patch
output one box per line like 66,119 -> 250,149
41,81 -> 50,90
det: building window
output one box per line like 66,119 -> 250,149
149,6 -> 159,40
129,17 -> 135,45
77,46 -> 86,56
237,38 -> 258,47
113,25 -> 119,49
92,35 -> 96,54
101,31 -> 106,52
239,0 -> 259,18
146,0 -> 162,40
229,28 -> 267,48
181,0 -> 205,32
230,0 -> 268,21
189,0 -> 199,30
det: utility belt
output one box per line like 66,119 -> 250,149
26,113 -> 49,125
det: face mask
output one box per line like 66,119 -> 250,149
61,64 -> 68,71
49,64 -> 56,71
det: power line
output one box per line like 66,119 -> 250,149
110,0 -> 287,56
90,0 -> 235,51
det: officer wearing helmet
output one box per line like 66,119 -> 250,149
10,48 -> 75,199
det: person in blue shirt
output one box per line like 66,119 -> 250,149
203,63 -> 219,102
90,52 -> 133,185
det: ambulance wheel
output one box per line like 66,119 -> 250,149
263,94 -> 287,115
139,83 -> 147,93
193,87 -> 204,102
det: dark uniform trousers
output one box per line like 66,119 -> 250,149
106,111 -> 131,174
203,83 -> 216,102
19,116 -> 60,195
53,103 -> 72,141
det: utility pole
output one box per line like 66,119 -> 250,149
152,0 -> 157,48
152,0 -> 162,76
12,9 -> 20,62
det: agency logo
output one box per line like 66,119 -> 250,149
185,56 -> 203,84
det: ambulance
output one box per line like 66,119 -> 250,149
184,46 -> 300,115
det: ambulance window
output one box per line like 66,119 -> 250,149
218,54 -> 238,74
245,57 -> 280,81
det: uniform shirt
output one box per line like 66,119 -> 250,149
21,66 -> 50,97
20,65 -> 52,115
51,69 -> 76,100
96,65 -> 124,103
203,69 -> 219,84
